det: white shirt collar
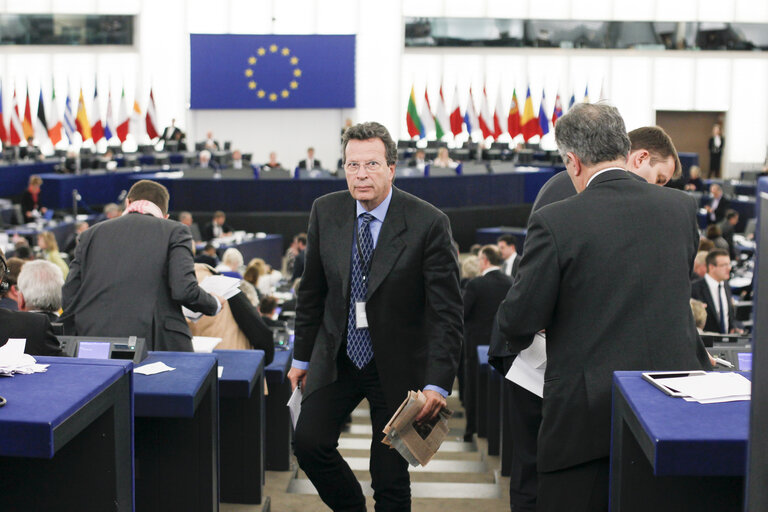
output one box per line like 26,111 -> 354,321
482,266 -> 501,276
586,167 -> 626,188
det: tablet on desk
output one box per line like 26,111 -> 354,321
641,371 -> 708,397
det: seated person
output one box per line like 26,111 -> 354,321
63,221 -> 90,260
194,243 -> 219,267
432,147 -> 458,168
204,131 -> 219,150
262,151 -> 283,171
97,202 -> 122,223
216,248 -> 244,279
17,260 -> 64,323
705,224 -> 729,252
684,165 -> 705,192
298,147 -> 321,170
37,231 -> 69,279
243,258 -> 282,298
231,150 -> 246,169
705,184 -> 729,224
172,129 -> 187,151
21,175 -> 48,221
202,210 -> 234,240
407,149 -> 428,171
178,211 -> 203,243
198,149 -> 213,169
258,295 -> 285,328
0,248 -> 63,356
187,264 -> 274,363
691,249 -> 741,334
0,257 -> 24,310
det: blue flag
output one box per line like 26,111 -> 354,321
190,34 -> 355,109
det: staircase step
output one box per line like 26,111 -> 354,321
343,424 -> 464,438
287,479 -> 501,499
338,438 -> 475,453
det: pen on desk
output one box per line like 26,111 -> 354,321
714,357 -> 734,368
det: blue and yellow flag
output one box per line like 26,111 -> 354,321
190,34 -> 355,109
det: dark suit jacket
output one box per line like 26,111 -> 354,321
497,170 -> 707,472
20,189 -> 41,220
298,158 -> 322,170
202,221 -> 234,241
464,269 -> 513,357
62,213 -> 219,351
291,250 -> 305,282
691,277 -> 736,333
709,196 -> 730,224
718,219 -> 736,259
0,308 -> 63,356
294,187 -> 463,411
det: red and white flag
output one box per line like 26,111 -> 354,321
493,88 -> 507,139
145,88 -> 159,140
9,87 -> 24,146
116,87 -> 129,143
477,85 -> 494,140
91,84 -> 105,143
449,83 -> 463,136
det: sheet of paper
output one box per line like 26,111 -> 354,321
182,306 -> 203,321
287,385 -> 302,429
518,332 -> 547,369
0,338 -> 26,367
192,336 -> 222,353
506,354 -> 545,398
135,361 -> 176,375
218,366 -> 224,378
655,372 -> 751,401
200,275 -> 242,299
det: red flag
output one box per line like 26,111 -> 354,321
493,89 -> 506,139
9,88 -> 23,146
116,88 -> 129,143
449,83 -> 463,136
508,89 -> 521,138
0,84 -> 6,144
477,86 -> 494,140
145,88 -> 159,139
91,84 -> 105,143
22,85 -> 34,139
552,93 -> 563,127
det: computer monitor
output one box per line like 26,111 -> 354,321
57,335 -> 148,363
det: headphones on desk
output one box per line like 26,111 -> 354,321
0,250 -> 9,294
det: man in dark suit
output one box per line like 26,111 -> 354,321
496,234 -> 519,277
288,122 -> 463,511
718,209 -> 739,259
179,211 -> 203,243
290,233 -> 307,282
297,147 -> 322,170
62,180 -> 222,351
202,210 -> 234,241
0,249 -> 62,356
705,183 -> 729,224
691,248 -> 738,333
497,104 -> 707,512
462,245 -> 513,441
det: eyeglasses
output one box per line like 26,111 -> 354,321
344,161 -> 384,174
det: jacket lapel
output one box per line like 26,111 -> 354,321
366,188 -> 406,300
331,196 -> 357,305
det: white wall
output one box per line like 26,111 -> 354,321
0,0 -> 766,174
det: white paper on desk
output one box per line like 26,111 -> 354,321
218,366 -> 224,378
656,372 -> 751,402
192,336 -> 222,353
506,333 -> 547,398
287,386 -> 302,429
0,338 -> 26,368
684,395 -> 751,404
135,361 -> 176,375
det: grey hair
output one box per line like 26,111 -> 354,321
554,102 -> 630,167
17,260 -> 64,312
221,247 -> 244,268
341,121 -> 397,166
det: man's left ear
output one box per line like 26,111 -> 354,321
164,214 -> 170,219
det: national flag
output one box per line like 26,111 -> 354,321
508,89 -> 521,138
405,86 -> 421,138
76,88 -> 92,141
145,88 -> 159,139
477,86 -> 494,140
22,84 -> 34,139
493,88 -> 506,139
568,92 -> 575,109
551,93 -> 563,127
9,87 -> 24,146
449,83 -> 463,136
0,84 -> 6,144
464,87 -> 480,136
583,85 -> 589,103
63,90 -> 77,144
419,88 -> 436,139
35,88 -> 49,143
520,87 -> 539,142
91,84 -> 104,143
104,90 -> 116,141
130,93 -> 143,139
47,82 -> 62,145
116,87 -> 129,142
599,80 -> 606,101
434,84 -> 450,140
538,91 -> 549,137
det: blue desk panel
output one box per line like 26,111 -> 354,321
38,171 -> 143,210
134,352 -> 218,418
612,371 -> 748,476
214,349 -> 265,398
0,160 -> 59,198
0,361 -> 128,458
265,347 -> 293,385
217,234 -> 283,270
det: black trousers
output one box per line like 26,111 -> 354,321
463,341 -> 478,438
508,381 -> 542,512
537,457 -> 610,512
293,356 -> 410,512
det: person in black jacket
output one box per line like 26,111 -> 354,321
20,175 -> 47,221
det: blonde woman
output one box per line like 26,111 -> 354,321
37,231 -> 68,279
244,257 -> 282,297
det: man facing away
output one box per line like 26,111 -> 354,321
496,103 -> 707,512
62,180 -> 223,351
288,121 -> 462,511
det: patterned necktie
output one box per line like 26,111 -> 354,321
347,213 -> 375,368
718,283 -> 726,333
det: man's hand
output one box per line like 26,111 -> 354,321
288,367 -> 308,392
415,389 -> 446,424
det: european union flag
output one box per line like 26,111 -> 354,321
190,34 -> 355,109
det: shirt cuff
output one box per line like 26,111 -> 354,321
424,384 -> 449,397
292,359 -> 310,370
214,298 -> 222,315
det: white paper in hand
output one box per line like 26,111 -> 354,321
135,361 -> 176,375
287,385 -> 302,429
199,275 -> 242,300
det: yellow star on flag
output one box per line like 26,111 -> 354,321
257,90 -> 266,98
269,44 -> 278,53
281,90 -> 289,98
290,81 -> 298,89
248,81 -> 256,89
248,56 -> 256,65
290,56 -> 298,65
282,48 -> 290,56
293,69 -> 302,77
269,92 -> 277,101
245,69 -> 253,77
257,47 -> 266,56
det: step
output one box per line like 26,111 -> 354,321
338,438 -> 475,453
343,424 -> 465,438
287,478 -> 501,499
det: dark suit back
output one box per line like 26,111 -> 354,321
691,277 -> 735,333
62,213 -> 218,351
0,308 -> 63,356
464,270 -> 513,351
499,170 -> 706,472
294,187 -> 463,411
